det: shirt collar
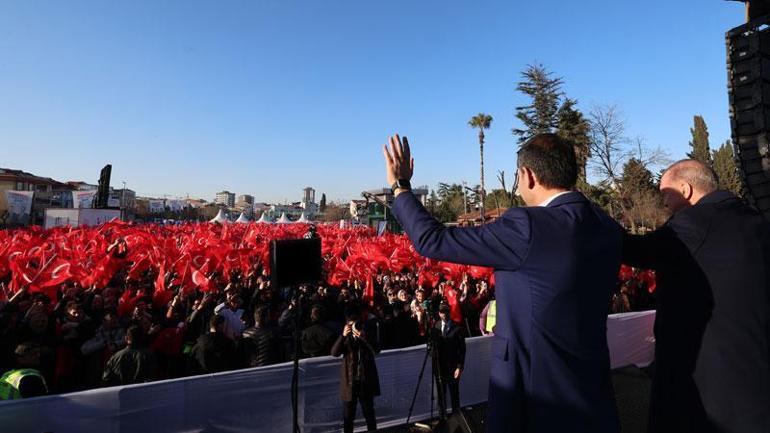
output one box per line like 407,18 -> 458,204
538,191 -> 572,207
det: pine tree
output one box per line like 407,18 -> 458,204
319,193 -> 327,212
621,158 -> 655,193
687,115 -> 712,165
513,64 -> 563,143
557,98 -> 591,183
712,140 -> 743,195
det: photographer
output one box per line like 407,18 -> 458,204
331,305 -> 380,433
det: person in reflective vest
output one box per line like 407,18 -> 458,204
0,368 -> 48,400
479,299 -> 496,335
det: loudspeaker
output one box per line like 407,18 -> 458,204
269,238 -> 322,288
95,164 -> 112,209
727,14 -> 770,216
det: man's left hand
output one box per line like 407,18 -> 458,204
382,134 -> 414,189
454,367 -> 462,379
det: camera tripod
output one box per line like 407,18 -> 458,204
405,320 -> 474,433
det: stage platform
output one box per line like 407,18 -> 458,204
380,366 -> 652,433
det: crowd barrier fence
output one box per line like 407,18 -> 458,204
0,310 -> 655,433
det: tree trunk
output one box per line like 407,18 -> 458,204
479,130 -> 486,223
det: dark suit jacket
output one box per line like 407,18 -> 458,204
623,190 -> 770,433
393,191 -> 621,433
188,332 -> 236,374
432,320 -> 466,378
301,322 -> 336,357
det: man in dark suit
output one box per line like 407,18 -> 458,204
623,159 -> 770,433
383,133 -> 621,433
432,302 -> 466,420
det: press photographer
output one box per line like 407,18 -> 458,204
331,305 -> 381,433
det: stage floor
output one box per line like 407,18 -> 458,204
380,366 -> 652,433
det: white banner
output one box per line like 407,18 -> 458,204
149,200 -> 166,213
72,190 -> 96,209
168,199 -> 185,212
4,190 -> 34,225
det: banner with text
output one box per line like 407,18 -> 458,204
149,200 -> 166,213
169,200 -> 185,212
72,190 -> 96,209
4,190 -> 34,225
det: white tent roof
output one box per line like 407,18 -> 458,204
209,209 -> 228,224
276,212 -> 291,224
256,213 -> 272,224
235,212 -> 250,224
295,212 -> 309,223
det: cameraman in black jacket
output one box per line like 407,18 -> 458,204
331,305 -> 380,433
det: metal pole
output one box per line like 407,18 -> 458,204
462,181 -> 468,214
121,181 -> 127,221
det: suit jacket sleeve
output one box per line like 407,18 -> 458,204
392,192 -> 531,270
330,334 -> 346,357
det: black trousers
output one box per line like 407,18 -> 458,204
435,372 -> 460,419
343,381 -> 377,433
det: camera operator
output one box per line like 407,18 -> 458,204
431,303 -> 466,420
331,305 -> 380,433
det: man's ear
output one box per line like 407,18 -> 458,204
681,182 -> 694,201
524,167 -> 537,189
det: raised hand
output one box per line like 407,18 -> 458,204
382,134 -> 414,188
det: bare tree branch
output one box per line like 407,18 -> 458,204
588,104 -> 630,185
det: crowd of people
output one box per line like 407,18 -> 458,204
0,221 -> 655,399
0,243 -> 492,396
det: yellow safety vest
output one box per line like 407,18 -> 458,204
0,369 -> 47,400
485,300 -> 497,333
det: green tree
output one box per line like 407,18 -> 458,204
712,140 -> 743,195
557,98 -> 591,183
486,189 -> 511,211
621,158 -> 656,194
432,183 -> 467,223
620,158 -> 666,231
513,64 -> 563,143
319,193 -> 327,212
688,115 -> 712,165
426,190 -> 439,214
469,113 -> 493,221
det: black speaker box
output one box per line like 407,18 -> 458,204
727,14 -> 770,216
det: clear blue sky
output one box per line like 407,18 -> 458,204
0,1 -> 744,203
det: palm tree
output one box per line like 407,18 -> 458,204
468,113 -> 493,222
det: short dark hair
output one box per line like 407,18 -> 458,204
254,305 -> 269,326
310,305 -> 324,323
126,325 -> 146,347
517,133 -> 578,189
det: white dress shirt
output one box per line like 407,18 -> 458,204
538,191 -> 572,207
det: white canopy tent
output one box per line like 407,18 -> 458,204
209,209 -> 228,224
295,212 -> 310,223
256,213 -> 272,224
276,212 -> 291,224
235,212 -> 250,224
